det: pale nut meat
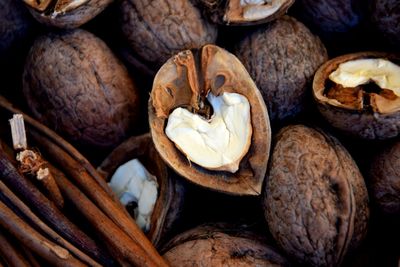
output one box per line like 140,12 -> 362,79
313,52 -> 400,139
198,0 -> 294,25
149,44 -> 271,195
165,92 -> 252,173
264,125 -> 369,267
23,0 -> 113,28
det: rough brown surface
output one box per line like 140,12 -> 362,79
313,52 -> 400,140
119,0 -> 217,70
23,29 -> 140,150
27,0 -> 113,29
370,140 -> 400,215
149,45 -> 271,195
291,0 -> 363,33
370,0 -> 400,46
234,16 -> 327,124
264,125 -> 369,267
162,224 -> 290,267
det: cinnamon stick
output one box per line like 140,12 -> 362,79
0,229 -> 30,267
0,201 -> 85,267
0,180 -> 102,267
0,146 -> 113,266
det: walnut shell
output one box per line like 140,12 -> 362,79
370,0 -> 400,46
25,0 -> 113,28
97,133 -> 185,247
23,29 -> 140,150
149,44 -> 271,195
264,125 -> 369,267
161,224 -> 290,267
313,52 -> 400,140
234,16 -> 328,124
119,0 -> 217,70
369,140 -> 400,215
197,0 -> 294,26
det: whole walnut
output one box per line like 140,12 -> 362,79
370,140 -> 400,215
119,0 -> 218,70
23,29 -> 140,150
264,125 -> 369,267
234,16 -> 327,124
370,0 -> 400,47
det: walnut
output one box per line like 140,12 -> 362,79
23,29 -> 140,150
264,125 -> 369,267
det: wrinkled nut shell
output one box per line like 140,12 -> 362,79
23,29 -> 140,149
27,0 -> 113,29
162,224 -> 290,267
97,133 -> 185,247
149,44 -> 271,196
313,52 -> 400,140
370,0 -> 400,46
264,125 -> 369,267
235,16 -> 327,123
119,0 -> 218,69
370,140 -> 400,215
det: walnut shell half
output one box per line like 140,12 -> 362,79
264,125 -> 369,267
24,0 -> 113,28
149,44 -> 271,195
97,133 -> 185,247
161,224 -> 290,267
313,52 -> 400,140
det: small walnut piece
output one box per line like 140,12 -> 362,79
329,59 -> 400,96
108,159 -> 158,232
166,92 -> 252,173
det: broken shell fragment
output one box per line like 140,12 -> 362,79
198,0 -> 294,25
264,125 -> 369,267
23,0 -> 113,28
149,44 -> 271,195
97,133 -> 185,246
313,52 -> 400,139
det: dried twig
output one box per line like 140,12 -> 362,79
0,229 -> 31,267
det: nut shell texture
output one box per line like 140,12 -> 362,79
264,125 -> 369,267
120,0 -> 218,69
370,0 -> 400,46
235,16 -> 327,123
370,140 -> 400,215
23,29 -> 140,149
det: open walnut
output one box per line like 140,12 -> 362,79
149,44 -> 271,195
97,133 -> 185,247
23,0 -> 113,28
264,125 -> 369,267
313,52 -> 400,140
198,0 -> 294,25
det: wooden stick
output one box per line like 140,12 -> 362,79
0,180 -> 102,267
0,146 -> 113,266
20,246 -> 42,267
32,131 -> 168,267
51,165 -> 161,267
0,229 -> 31,267
0,201 -> 85,267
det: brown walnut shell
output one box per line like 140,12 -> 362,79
23,29 -> 140,150
149,44 -> 271,195
369,140 -> 400,215
119,0 -> 218,70
97,133 -> 185,247
370,0 -> 400,47
197,0 -> 294,26
25,0 -> 113,29
313,52 -> 400,140
161,224 -> 290,267
264,125 -> 369,267
234,16 -> 328,124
